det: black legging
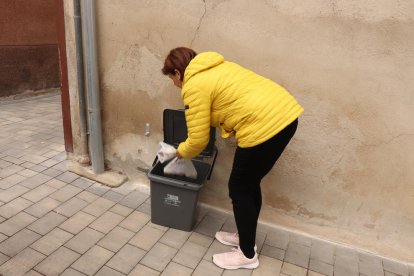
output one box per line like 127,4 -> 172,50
228,119 -> 298,258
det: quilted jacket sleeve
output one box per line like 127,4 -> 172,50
177,86 -> 211,159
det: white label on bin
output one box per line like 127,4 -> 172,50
164,194 -> 181,207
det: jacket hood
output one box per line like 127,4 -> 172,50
183,52 -> 224,83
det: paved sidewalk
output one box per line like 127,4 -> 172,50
0,94 -> 412,276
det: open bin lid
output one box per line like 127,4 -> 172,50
163,109 -> 216,158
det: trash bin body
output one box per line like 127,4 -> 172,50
148,159 -> 211,231
147,109 -> 216,231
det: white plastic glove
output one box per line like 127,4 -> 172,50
157,142 -> 177,163
164,157 -> 198,179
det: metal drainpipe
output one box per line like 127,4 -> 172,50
73,0 -> 90,165
81,0 -> 105,174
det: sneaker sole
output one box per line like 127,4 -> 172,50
212,257 -> 259,270
214,233 -> 239,247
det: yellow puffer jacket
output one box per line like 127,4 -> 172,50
177,52 -> 304,158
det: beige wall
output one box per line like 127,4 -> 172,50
64,0 -> 414,263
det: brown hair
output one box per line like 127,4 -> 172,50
162,47 -> 197,81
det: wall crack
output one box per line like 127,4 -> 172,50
190,0 -> 207,47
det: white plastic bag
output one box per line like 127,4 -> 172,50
157,142 -> 177,163
164,157 -> 198,179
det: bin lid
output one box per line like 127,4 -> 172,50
163,109 -> 216,157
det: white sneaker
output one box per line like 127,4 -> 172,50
212,246 -> 259,270
215,231 -> 239,246
215,231 -> 257,251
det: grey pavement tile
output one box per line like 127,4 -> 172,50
119,210 -> 150,232
85,182 -> 111,196
0,184 -> 29,202
281,262 -> 308,276
70,177 -> 94,189
42,150 -> 60,159
118,190 -> 148,209
102,190 -> 125,203
30,164 -> 48,173
265,228 -> 290,250
54,197 -> 89,217
17,168 -> 38,178
0,164 -> 24,178
42,167 -> 64,178
0,228 -> 41,257
385,271 -> 401,276
0,211 -> 37,236
0,253 -> 10,266
65,227 -> 105,254
203,240 -> 232,261
22,184 -> 57,203
39,158 -> 60,168
0,247 -> 45,276
71,245 -> 114,275
76,190 -> 99,203
0,233 -> 6,243
260,243 -> 285,261
162,262 -> 193,276
173,241 -> 208,269
359,252 -> 384,276
89,211 -> 125,234
310,239 -> 335,265
111,181 -> 138,195
137,202 -> 151,215
25,197 -> 61,218
307,271 -> 326,276
19,173 -> 52,189
195,214 -> 226,238
44,178 -> 67,189
30,228 -> 73,255
20,154 -> 48,164
3,155 -> 25,165
334,247 -> 359,276
309,259 -> 334,276
34,246 -> 80,275
251,255 -> 283,276
82,197 -> 115,217
106,244 -> 146,274
193,259 -> 223,276
129,224 -> 165,251
21,161 -> 36,169
51,160 -> 68,171
220,216 -> 237,233
284,242 -> 311,268
110,203 -> 134,217
160,228 -> 192,249
59,211 -> 96,235
49,184 -> 82,202
24,269 -> 44,276
0,197 -> 33,218
289,232 -> 313,247
51,151 -> 66,161
383,258 -> 409,276
56,171 -> 80,183
0,159 -> 12,169
188,232 -> 214,248
0,174 -> 26,189
140,242 -> 178,272
27,211 -> 67,235
98,226 -> 135,252
60,267 -> 87,276
129,263 -> 160,276
95,266 -> 125,276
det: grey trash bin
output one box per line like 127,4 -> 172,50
147,109 -> 218,231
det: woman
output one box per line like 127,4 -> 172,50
162,47 -> 303,270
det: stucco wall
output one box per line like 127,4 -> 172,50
64,0 -> 414,263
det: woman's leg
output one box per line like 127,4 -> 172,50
229,119 -> 299,258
